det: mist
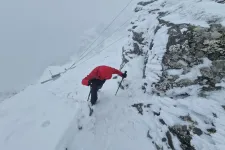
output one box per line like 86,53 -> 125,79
0,0 -> 133,92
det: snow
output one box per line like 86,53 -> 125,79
177,57 -> 212,81
167,69 -> 184,76
1,0 -> 225,150
161,0 -> 225,26
0,85 -> 79,150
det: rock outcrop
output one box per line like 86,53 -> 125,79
153,23 -> 225,97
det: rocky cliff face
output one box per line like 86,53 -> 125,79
121,0 -> 225,150
153,23 -> 225,98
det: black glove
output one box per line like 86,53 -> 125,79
122,71 -> 127,78
88,80 -> 92,86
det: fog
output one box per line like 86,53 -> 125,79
0,0 -> 133,92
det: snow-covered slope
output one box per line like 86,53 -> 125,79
1,0 -> 225,150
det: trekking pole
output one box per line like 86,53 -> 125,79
87,87 -> 91,101
115,71 -> 127,96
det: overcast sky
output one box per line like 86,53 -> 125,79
0,0 -> 133,92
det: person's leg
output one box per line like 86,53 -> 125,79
90,85 -> 98,105
97,80 -> 106,90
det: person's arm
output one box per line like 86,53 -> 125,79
110,67 -> 123,77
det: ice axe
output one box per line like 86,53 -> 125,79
115,71 -> 127,96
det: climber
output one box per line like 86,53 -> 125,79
82,65 -> 127,106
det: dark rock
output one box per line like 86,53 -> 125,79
174,93 -> 190,99
149,39 -> 154,50
192,127 -> 203,136
147,130 -> 153,139
222,105 -> 225,110
208,52 -> 221,61
159,119 -> 167,125
141,85 -> 146,93
166,131 -> 175,150
132,26 -> 137,29
162,137 -> 167,142
138,0 -> 157,6
207,128 -> 216,133
143,54 -> 149,79
154,25 -> 161,34
132,31 -> 144,44
212,113 -> 218,118
149,9 -> 160,14
169,125 -> 195,150
133,43 -> 142,55
158,11 -> 169,18
78,125 -> 82,130
144,104 -> 152,108
214,0 -> 225,4
134,7 -> 142,12
153,111 -> 160,116
131,103 -> 143,115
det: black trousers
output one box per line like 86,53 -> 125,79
90,79 -> 106,105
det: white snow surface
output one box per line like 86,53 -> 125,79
1,0 -> 225,150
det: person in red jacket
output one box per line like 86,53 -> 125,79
82,65 -> 127,106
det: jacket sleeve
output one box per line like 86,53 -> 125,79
110,67 -> 123,77
81,68 -> 98,86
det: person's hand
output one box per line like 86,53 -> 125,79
122,71 -> 127,78
88,80 -> 92,86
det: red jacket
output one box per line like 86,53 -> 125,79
82,65 -> 123,86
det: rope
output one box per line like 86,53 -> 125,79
87,17 -> 132,53
73,17 -> 132,68
73,36 -> 126,67
68,0 -> 134,69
